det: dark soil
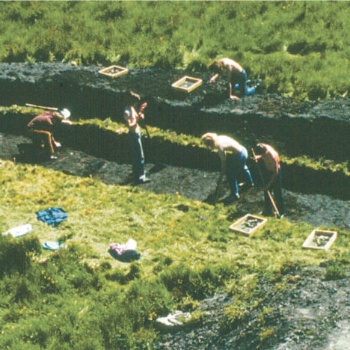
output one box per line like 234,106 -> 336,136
0,63 -> 349,350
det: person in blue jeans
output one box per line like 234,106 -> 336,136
253,143 -> 285,217
209,57 -> 258,100
202,133 -> 254,204
123,91 -> 150,184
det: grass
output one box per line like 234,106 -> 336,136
1,1 -> 350,99
1,156 -> 349,348
1,1 -> 350,345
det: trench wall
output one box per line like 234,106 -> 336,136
0,63 -> 349,199
0,112 -> 349,200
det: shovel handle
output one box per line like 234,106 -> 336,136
26,103 -> 58,111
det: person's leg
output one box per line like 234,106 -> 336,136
129,131 -> 146,183
263,190 -> 273,215
273,168 -> 285,215
240,147 -> 254,187
242,70 -> 256,96
34,130 -> 54,154
226,154 -> 240,199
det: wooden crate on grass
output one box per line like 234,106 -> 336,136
99,65 -> 129,78
172,76 -> 203,93
302,229 -> 337,250
229,214 -> 267,237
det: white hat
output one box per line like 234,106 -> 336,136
59,108 -> 71,119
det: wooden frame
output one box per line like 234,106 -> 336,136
229,214 -> 267,236
99,65 -> 129,78
172,76 -> 203,93
302,229 -> 337,250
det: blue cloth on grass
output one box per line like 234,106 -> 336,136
36,207 -> 68,227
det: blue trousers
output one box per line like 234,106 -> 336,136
128,131 -> 145,182
226,148 -> 254,196
232,70 -> 256,96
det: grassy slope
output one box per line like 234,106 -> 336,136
1,107 -> 350,348
1,1 -> 350,346
0,158 -> 349,348
0,1 -> 350,99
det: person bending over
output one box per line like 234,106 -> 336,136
253,143 -> 285,217
202,132 -> 254,204
27,108 -> 71,159
209,57 -> 258,100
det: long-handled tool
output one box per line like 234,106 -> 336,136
26,103 -> 58,111
251,148 -> 281,218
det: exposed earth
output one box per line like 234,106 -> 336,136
0,63 -> 349,349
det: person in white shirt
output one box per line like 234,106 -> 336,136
123,91 -> 150,184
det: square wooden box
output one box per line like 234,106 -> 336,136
302,229 -> 337,250
99,65 -> 129,78
172,76 -> 203,93
229,214 -> 267,236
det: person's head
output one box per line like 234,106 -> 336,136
201,132 -> 218,149
209,60 -> 224,74
255,143 -> 267,155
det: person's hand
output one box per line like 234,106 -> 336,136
210,76 -> 216,83
230,95 -> 240,101
139,102 -> 147,112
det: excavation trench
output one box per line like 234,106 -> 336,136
0,63 -> 349,200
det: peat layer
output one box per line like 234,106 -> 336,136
0,62 -> 349,199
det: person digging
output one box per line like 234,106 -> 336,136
202,133 -> 254,204
27,108 -> 72,160
123,91 -> 150,184
253,143 -> 285,218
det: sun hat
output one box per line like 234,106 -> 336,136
59,108 -> 71,119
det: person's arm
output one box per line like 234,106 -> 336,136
210,73 -> 219,83
217,148 -> 226,184
229,81 -> 240,100
213,149 -> 226,202
228,82 -> 240,100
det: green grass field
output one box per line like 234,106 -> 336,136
1,158 -> 349,349
1,1 -> 350,99
1,121 -> 349,348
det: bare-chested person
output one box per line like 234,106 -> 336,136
209,57 -> 257,100
202,133 -> 254,204
253,143 -> 285,216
